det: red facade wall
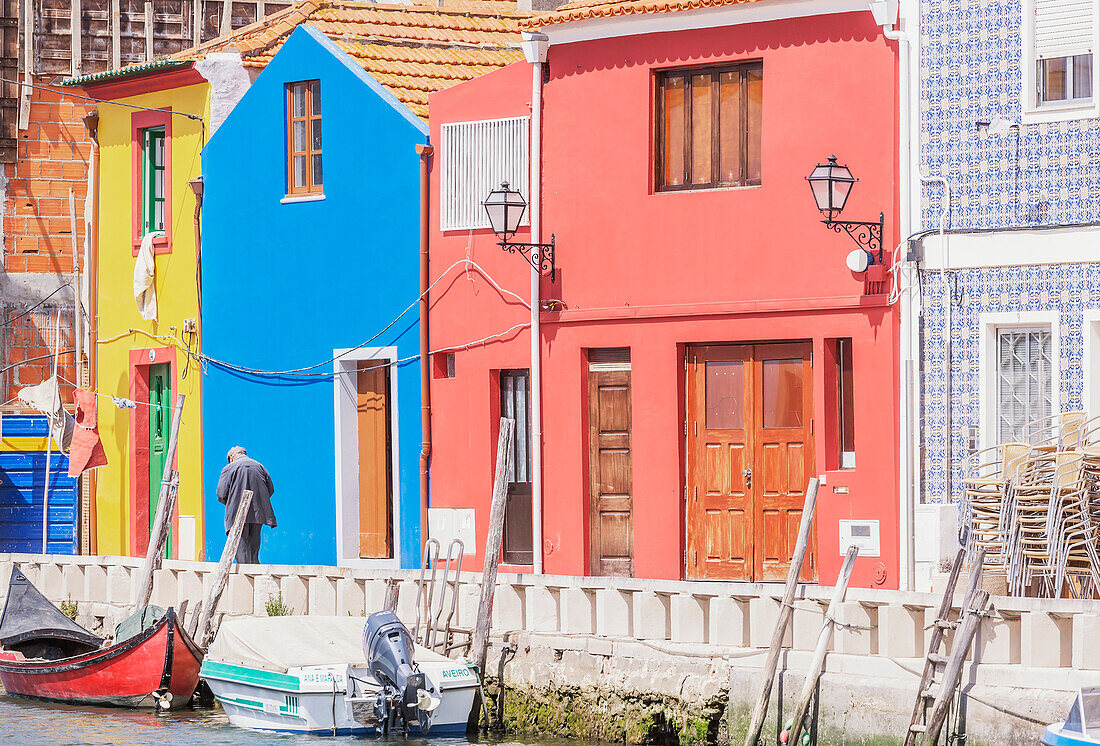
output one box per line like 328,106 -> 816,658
428,9 -> 901,587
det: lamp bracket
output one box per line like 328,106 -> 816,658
822,213 -> 884,262
498,234 -> 556,281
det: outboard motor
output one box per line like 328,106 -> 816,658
363,610 -> 440,735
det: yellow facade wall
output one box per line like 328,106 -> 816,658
93,81 -> 209,560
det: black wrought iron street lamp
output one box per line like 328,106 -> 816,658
806,156 -> 884,264
482,182 -> 556,281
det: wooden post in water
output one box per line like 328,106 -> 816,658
196,489 -> 253,648
788,545 -> 860,745
743,477 -> 819,746
470,417 -> 515,675
466,418 -> 514,734
133,394 -> 185,609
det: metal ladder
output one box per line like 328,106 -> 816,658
904,548 -> 988,746
412,538 -> 467,655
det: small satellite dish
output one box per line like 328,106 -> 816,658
846,249 -> 873,273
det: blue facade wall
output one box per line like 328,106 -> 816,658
919,0 -> 1100,501
0,414 -> 79,554
200,25 -> 427,566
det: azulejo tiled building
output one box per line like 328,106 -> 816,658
916,0 -> 1100,507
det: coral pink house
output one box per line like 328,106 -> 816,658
427,0 -> 902,588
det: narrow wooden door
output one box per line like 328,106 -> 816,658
357,362 -> 393,559
685,345 -> 754,580
147,363 -> 171,559
588,365 -> 633,576
753,343 -> 815,581
685,343 -> 815,581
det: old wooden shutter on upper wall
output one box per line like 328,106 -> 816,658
0,0 -> 290,162
0,0 -> 17,161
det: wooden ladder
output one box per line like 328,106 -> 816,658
904,548 -> 988,746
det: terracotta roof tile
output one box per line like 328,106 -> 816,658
175,0 -> 526,121
522,0 -> 763,27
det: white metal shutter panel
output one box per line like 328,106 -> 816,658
439,116 -> 530,232
1034,0 -> 1095,59
996,328 -> 1053,443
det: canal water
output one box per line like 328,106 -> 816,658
0,695 -> 573,745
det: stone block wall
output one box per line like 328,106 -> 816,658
2,553 -> 1098,744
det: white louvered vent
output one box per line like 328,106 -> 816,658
440,116 -> 530,232
1035,0 -> 1095,59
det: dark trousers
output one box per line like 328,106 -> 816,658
235,523 -> 262,564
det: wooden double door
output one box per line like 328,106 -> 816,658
685,343 -> 816,581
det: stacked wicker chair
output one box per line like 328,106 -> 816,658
960,410 -> 1100,598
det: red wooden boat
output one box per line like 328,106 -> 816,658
0,567 -> 202,709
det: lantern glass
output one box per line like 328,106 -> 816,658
806,156 -> 856,215
483,182 -> 528,236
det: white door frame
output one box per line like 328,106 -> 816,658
333,346 -> 401,569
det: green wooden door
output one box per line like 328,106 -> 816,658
148,364 -> 172,558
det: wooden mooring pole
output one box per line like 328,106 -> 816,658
467,417 -> 514,733
196,488 -> 254,648
132,394 -> 185,609
743,477 -> 819,746
788,545 -> 860,746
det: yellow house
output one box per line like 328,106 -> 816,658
65,61 -> 215,560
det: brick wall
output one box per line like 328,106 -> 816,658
0,304 -> 75,405
0,79 -> 91,407
3,80 -> 92,274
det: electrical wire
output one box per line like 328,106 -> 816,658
0,285 -> 73,327
95,257 -> 530,380
0,75 -> 203,122
0,349 -> 75,378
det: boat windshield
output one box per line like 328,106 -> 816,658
1083,689 -> 1100,738
1065,690 -> 1100,736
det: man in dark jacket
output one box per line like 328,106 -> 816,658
216,446 -> 276,563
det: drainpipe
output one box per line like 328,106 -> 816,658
416,143 -> 434,553
82,109 -> 100,555
872,0 -> 914,589
521,31 -> 549,574
921,173 -> 951,501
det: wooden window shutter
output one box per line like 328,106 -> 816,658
1035,0 -> 1095,59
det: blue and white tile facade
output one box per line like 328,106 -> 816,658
919,0 -> 1100,501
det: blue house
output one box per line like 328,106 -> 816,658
910,0 -> 1100,572
199,5 -> 524,567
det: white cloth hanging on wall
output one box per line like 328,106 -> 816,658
133,231 -> 163,321
17,376 -> 74,454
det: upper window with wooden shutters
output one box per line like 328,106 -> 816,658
1023,0 -> 1100,122
439,117 -> 529,232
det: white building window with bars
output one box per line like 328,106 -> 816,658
439,116 -> 530,232
997,327 -> 1054,443
1024,0 -> 1100,121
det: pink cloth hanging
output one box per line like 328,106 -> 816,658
68,388 -> 108,477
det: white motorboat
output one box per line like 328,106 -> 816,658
200,612 -> 479,735
1043,688 -> 1100,746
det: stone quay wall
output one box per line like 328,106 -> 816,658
1,553 -> 1098,745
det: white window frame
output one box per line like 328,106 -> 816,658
979,311 -> 1061,450
439,116 -> 530,232
1083,309 -> 1100,418
333,346 -> 401,569
1022,0 -> 1100,123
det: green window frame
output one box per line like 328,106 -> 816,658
142,126 -> 166,234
